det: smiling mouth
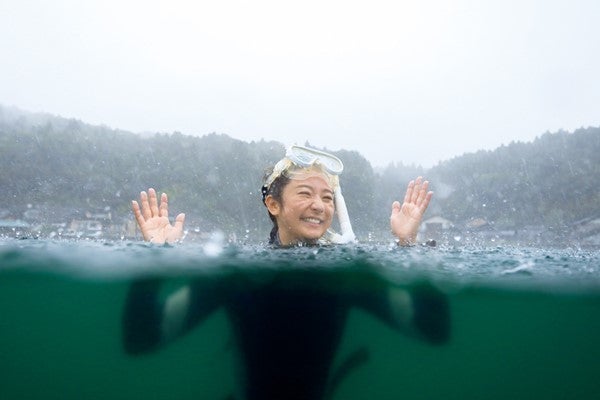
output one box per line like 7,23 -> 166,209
301,217 -> 323,225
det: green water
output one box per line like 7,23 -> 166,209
1,239 -> 599,399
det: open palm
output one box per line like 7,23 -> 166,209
132,188 -> 185,244
390,177 -> 432,246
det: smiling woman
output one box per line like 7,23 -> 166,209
131,145 -> 433,246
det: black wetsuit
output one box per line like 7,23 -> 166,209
123,245 -> 450,400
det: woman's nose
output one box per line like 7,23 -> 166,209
311,196 -> 324,212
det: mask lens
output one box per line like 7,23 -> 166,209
291,149 -> 317,167
320,156 -> 343,175
287,145 -> 343,175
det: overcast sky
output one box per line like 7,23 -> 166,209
1,0 -> 598,167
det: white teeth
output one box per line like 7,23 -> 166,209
302,218 -> 321,224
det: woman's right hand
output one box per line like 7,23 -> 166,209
131,188 -> 185,244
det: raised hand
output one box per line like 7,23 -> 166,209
390,177 -> 433,246
131,188 -> 185,244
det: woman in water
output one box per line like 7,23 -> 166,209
130,147 -> 431,247
123,146 -> 449,400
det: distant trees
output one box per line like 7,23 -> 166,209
1,104 -> 599,242
428,128 -> 600,231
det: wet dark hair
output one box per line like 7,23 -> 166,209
261,167 -> 291,244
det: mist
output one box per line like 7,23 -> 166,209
1,1 -> 599,167
1,104 -> 598,246
1,1 -> 599,246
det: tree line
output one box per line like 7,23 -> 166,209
1,105 -> 598,242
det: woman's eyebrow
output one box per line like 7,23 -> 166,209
295,184 -> 334,195
295,184 -> 314,191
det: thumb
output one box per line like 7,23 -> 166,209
391,201 -> 401,217
174,213 -> 185,231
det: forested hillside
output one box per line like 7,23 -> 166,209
428,129 -> 600,230
1,105 -> 598,243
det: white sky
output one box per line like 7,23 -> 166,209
1,0 -> 599,167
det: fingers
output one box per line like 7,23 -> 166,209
138,188 -> 173,218
407,177 -> 432,205
390,200 -> 401,216
410,177 -> 421,203
148,188 -> 160,217
139,188 -> 169,219
132,200 -> 145,227
411,177 -> 428,204
401,177 -> 434,211
140,190 -> 152,220
421,191 -> 433,212
416,179 -> 429,205
403,180 -> 414,205
160,192 -> 169,218
404,177 -> 426,204
390,201 -> 401,226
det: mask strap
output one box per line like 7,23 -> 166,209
330,185 -> 356,244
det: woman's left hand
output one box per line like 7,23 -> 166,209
390,177 -> 433,246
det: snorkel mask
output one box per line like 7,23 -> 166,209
262,145 -> 356,244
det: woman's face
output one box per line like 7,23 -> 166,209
266,174 -> 335,245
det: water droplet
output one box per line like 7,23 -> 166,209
203,231 -> 225,257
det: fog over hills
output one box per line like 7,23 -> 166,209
1,105 -> 598,246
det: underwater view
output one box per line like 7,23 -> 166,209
1,238 -> 599,400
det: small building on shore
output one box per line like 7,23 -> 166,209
0,219 -> 31,237
422,216 -> 454,240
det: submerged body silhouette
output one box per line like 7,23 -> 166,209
123,270 -> 449,400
